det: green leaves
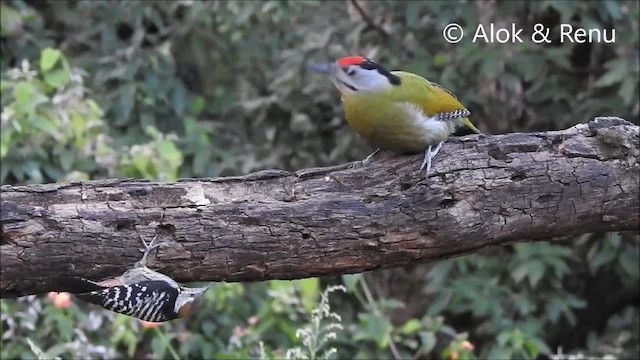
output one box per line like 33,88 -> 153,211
1,48 -> 109,183
39,47 -> 71,89
40,48 -> 62,73
356,313 -> 392,349
2,45 -> 185,184
117,126 -> 185,181
594,59 -> 632,88
511,259 -> 545,288
43,68 -> 70,89
421,239 -> 606,359
30,115 -> 58,136
400,319 -> 422,335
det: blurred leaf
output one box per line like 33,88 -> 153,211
30,115 -> 58,136
524,338 -> 539,359
341,274 -> 362,292
510,328 -> 524,349
619,249 -> 640,278
603,0 -> 623,20
299,278 -> 319,311
546,298 -> 561,324
117,84 -> 137,125
566,295 -> 587,309
513,53 -> 545,81
359,313 -> 392,349
426,293 -> 450,316
157,139 -> 182,165
486,346 -> 512,360
14,82 -> 36,108
419,331 -> 437,353
589,247 -> 616,273
192,149 -> 211,175
190,96 -> 206,114
172,82 -> 186,116
40,48 -> 62,73
526,260 -> 545,288
59,150 -> 75,172
404,2 -> 421,28
0,138 -> 9,158
480,49 -> 501,79
132,152 -> 150,175
497,331 -> 510,346
401,319 -> 422,334
619,77 -> 637,105
594,61 -> 629,87
547,1 -> 577,22
43,68 -> 70,88
0,4 -> 22,36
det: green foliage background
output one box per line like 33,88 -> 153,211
1,1 -> 638,359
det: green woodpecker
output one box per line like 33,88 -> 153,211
307,56 -> 484,176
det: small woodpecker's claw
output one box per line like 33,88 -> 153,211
419,142 -> 444,178
136,234 -> 161,268
305,62 -> 333,75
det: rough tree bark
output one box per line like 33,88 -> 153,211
1,117 -> 638,298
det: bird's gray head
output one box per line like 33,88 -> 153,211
176,285 -> 210,318
306,55 -> 401,94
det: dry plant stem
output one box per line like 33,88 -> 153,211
360,275 -> 402,360
1,117 -> 638,297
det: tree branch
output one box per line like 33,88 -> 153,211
1,117 -> 638,298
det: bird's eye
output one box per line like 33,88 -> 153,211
343,67 -> 356,76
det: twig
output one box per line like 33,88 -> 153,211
349,0 -> 389,40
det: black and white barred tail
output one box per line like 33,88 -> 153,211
437,108 -> 471,122
437,108 -> 484,135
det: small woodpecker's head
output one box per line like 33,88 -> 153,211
306,56 -> 401,94
176,285 -> 210,318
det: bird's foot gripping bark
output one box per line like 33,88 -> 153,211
419,141 -> 444,177
352,149 -> 381,169
135,234 -> 161,268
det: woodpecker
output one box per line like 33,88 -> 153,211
57,234 -> 209,322
307,56 -> 485,176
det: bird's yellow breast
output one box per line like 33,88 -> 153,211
341,71 -> 467,153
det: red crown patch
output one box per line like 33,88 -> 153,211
336,56 -> 366,67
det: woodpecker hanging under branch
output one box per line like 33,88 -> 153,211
57,234 -> 210,322
307,56 -> 485,176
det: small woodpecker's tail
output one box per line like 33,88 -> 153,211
54,277 -> 106,294
462,117 -> 485,135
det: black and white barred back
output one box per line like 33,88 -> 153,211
76,280 -> 180,322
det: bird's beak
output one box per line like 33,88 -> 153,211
199,284 -> 211,294
306,61 -> 349,92
305,62 -> 335,75
305,61 -> 336,75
